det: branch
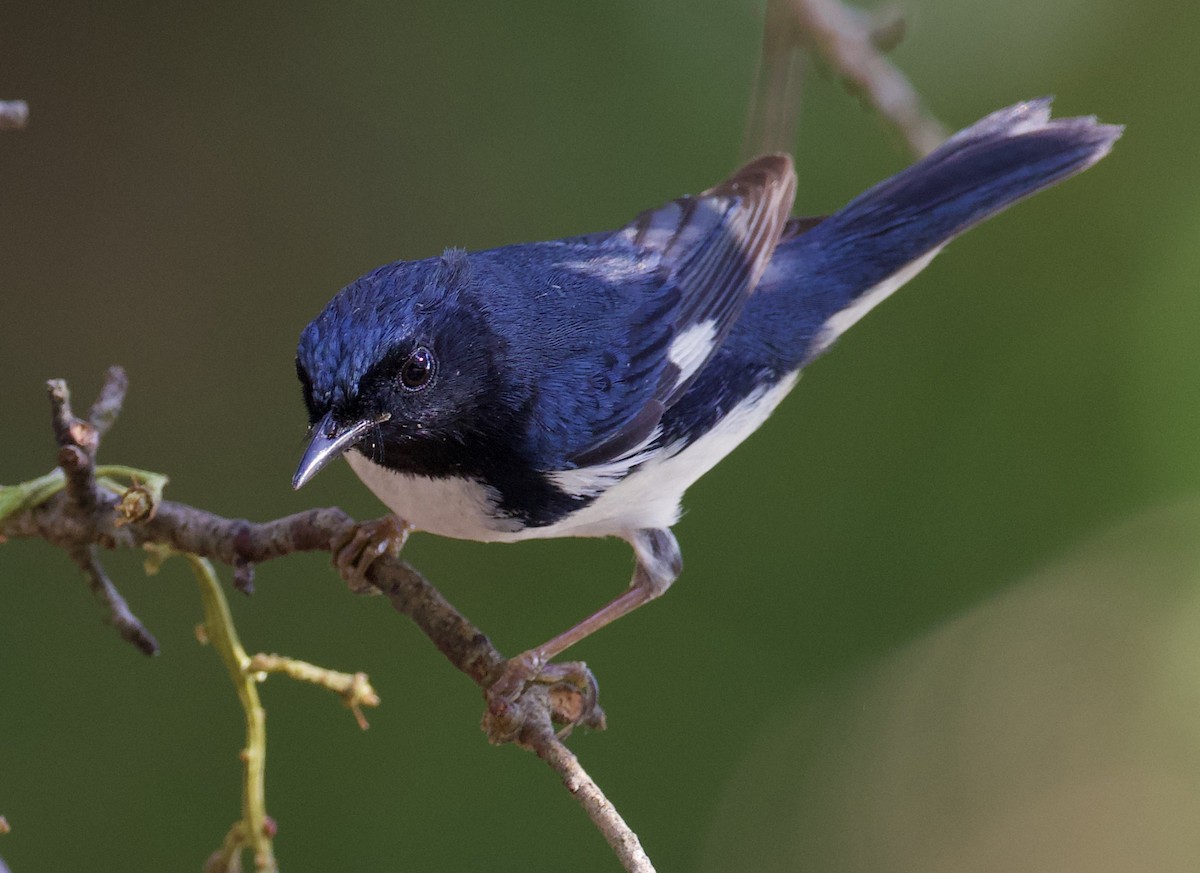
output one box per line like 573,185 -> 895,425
69,543 -> 159,655
0,370 -> 646,871
521,724 -> 655,873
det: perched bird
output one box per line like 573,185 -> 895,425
294,99 -> 1120,702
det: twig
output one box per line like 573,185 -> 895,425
47,378 -> 101,515
742,0 -> 808,160
521,724 -> 656,873
190,554 -> 276,873
760,0 -> 947,157
247,653 -> 380,730
88,365 -> 129,437
0,101 -> 27,130
69,543 -> 159,656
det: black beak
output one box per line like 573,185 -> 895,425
292,411 -> 388,490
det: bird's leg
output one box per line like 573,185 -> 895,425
332,515 -> 412,593
486,528 -> 682,726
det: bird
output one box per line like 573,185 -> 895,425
293,99 -> 1120,708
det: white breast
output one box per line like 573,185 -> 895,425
345,452 -> 524,542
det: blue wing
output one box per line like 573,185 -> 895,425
504,154 -> 798,468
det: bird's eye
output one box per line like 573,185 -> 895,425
399,346 -> 436,391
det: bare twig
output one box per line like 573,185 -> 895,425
757,0 -> 947,158
48,378 -> 101,515
88,365 -> 129,437
69,543 -> 159,656
791,0 -> 947,155
5,374 -> 393,872
521,724 -> 656,873
742,0 -> 808,160
0,101 -> 27,130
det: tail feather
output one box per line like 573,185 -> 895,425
758,99 -> 1122,361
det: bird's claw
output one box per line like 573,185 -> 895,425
332,516 -> 411,593
483,652 -> 605,744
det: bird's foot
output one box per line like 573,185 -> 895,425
482,651 -> 606,744
332,515 -> 411,593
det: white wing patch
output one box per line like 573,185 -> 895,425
667,320 -> 718,384
810,248 -> 941,357
549,429 -> 661,499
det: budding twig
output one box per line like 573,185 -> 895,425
191,553 -> 276,873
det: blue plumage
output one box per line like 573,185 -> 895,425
294,100 -> 1120,691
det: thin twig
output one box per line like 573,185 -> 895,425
190,554 -> 277,873
521,724 -> 656,873
69,543 -> 159,656
247,653 -> 380,729
742,0 -> 808,160
88,366 -> 129,437
47,379 -> 100,514
780,0 -> 947,157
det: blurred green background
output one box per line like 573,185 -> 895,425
2,1 -> 1198,870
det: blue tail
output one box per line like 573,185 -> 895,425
754,99 -> 1122,364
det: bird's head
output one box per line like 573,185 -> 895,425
292,250 -> 502,489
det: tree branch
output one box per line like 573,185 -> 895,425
521,724 -> 655,873
0,370 -> 644,870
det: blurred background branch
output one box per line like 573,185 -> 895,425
745,0 -> 946,159
0,101 -> 27,130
